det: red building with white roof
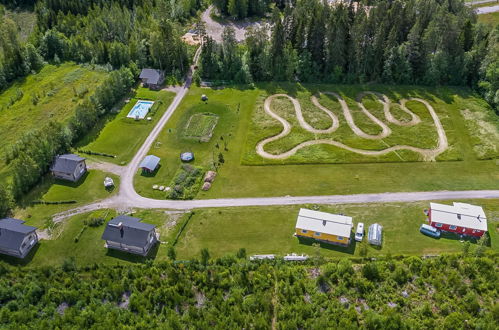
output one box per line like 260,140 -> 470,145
428,202 -> 488,237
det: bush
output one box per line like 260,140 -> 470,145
84,217 -> 104,227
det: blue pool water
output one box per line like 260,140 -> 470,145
127,100 -> 154,119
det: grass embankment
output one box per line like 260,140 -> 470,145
175,199 -> 499,259
80,88 -> 175,165
478,11 -> 499,25
0,63 -> 108,174
13,170 -> 120,229
135,84 -> 499,200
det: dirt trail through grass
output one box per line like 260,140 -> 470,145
256,92 -> 448,161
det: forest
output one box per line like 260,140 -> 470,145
199,0 -> 499,113
0,253 -> 497,328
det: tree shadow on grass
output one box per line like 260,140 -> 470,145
0,243 -> 40,266
105,242 -> 160,263
297,235 -> 357,255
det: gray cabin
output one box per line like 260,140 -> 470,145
0,218 -> 38,258
101,215 -> 158,256
139,69 -> 165,90
51,154 -> 87,182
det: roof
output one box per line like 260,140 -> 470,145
0,218 -> 37,251
51,154 -> 85,174
139,69 -> 163,85
101,215 -> 156,247
139,155 -> 160,171
430,202 -> 487,231
296,208 -> 353,238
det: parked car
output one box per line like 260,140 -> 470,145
420,224 -> 441,238
355,222 -> 364,242
368,223 -> 383,246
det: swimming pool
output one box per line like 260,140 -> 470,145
127,100 -> 155,119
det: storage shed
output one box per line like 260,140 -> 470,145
139,155 -> 160,173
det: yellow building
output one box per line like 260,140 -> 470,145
295,208 -> 353,246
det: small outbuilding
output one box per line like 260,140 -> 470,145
139,155 -> 160,173
51,154 -> 87,182
101,215 -> 158,256
368,223 -> 383,246
104,177 -> 114,188
295,208 -> 353,246
0,218 -> 38,258
139,69 -> 165,90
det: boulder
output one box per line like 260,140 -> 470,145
204,171 -> 217,183
202,182 -> 212,191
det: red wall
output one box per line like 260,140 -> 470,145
428,211 -> 484,237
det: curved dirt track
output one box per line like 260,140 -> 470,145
256,92 -> 448,161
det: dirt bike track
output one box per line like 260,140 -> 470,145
256,92 -> 448,161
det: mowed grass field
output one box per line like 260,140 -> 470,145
6,199 -> 496,266
1,208 -> 181,267
135,84 -> 499,200
13,170 -> 120,229
175,199 -> 499,259
243,84 -> 498,164
0,63 -> 108,174
80,88 -> 175,165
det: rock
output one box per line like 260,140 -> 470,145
159,186 -> 165,191
152,185 -> 159,190
402,290 -> 409,298
202,182 -> 211,191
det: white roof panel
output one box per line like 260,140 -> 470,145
430,202 -> 487,231
296,208 -> 353,238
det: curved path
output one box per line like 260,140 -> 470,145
256,92 -> 448,161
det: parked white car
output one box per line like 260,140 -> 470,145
355,222 -> 364,242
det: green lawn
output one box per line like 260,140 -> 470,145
0,63 -> 108,175
8,199 -> 497,266
478,11 -> 499,25
80,87 -> 175,165
3,209 -> 182,267
13,170 -> 120,229
134,84 -> 499,200
175,199 -> 499,259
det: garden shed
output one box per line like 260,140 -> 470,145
139,155 -> 160,173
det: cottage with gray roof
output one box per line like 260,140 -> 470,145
139,68 -> 165,90
101,215 -> 158,256
51,154 -> 87,182
0,218 -> 38,258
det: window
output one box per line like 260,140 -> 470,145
449,225 -> 457,230
301,229 -> 308,234
435,223 -> 442,228
337,236 -> 343,241
472,230 -> 476,233
314,232 -> 321,236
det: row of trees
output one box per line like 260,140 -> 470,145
3,67 -> 134,203
212,0 -> 277,18
0,8 -> 44,91
200,0 -> 499,111
0,253 -> 496,328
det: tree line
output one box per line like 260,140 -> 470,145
0,253 -> 496,328
3,67 -> 135,201
200,0 -> 499,112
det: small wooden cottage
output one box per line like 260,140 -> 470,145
428,202 -> 487,237
0,218 -> 38,258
